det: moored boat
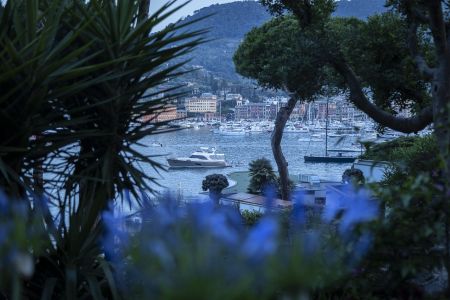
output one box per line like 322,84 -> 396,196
167,147 -> 230,168
304,155 -> 356,163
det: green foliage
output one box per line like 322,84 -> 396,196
342,168 -> 365,185
275,176 -> 296,198
360,136 -> 425,161
384,135 -> 441,184
336,13 -> 432,113
348,175 -> 446,298
241,210 -> 263,227
260,0 -> 336,26
202,174 -> 229,194
246,158 -> 295,198
234,15 -> 327,99
247,158 -> 277,195
337,135 -> 447,297
0,0 -> 204,298
361,135 -> 440,183
238,6 -> 432,117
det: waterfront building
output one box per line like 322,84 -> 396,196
176,110 -> 187,119
235,102 -> 277,120
185,93 -> 218,113
141,104 -> 178,123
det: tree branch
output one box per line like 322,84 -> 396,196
426,0 -> 448,56
404,0 -> 430,24
407,21 -> 435,80
330,56 -> 433,133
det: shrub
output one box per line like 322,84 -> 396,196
342,168 -> 365,185
275,177 -> 296,198
241,210 -> 263,227
247,158 -> 277,194
202,174 -> 229,203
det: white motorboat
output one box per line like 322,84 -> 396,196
284,124 -> 310,134
218,126 -> 247,136
167,147 -> 230,168
150,142 -> 163,147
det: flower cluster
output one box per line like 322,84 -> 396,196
101,185 -> 379,298
0,192 -> 44,290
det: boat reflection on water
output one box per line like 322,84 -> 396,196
167,147 -> 231,168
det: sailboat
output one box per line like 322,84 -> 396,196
304,98 -> 357,163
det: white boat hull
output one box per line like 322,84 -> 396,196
167,158 -> 229,168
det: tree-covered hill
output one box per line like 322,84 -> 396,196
178,0 -> 388,81
181,1 -> 271,40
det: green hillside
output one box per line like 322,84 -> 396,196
179,0 -> 388,81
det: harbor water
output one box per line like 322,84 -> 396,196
137,127 -> 360,197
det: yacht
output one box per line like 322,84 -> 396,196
167,147 -> 230,168
304,98 -> 357,163
218,126 -> 247,136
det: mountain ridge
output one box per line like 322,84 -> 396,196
178,0 -> 388,81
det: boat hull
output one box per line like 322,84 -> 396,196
219,131 -> 246,136
167,158 -> 229,168
304,156 -> 356,163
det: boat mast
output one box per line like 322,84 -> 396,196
325,97 -> 329,157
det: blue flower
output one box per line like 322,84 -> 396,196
263,185 -> 277,210
188,202 -> 241,246
322,189 -> 344,223
149,195 -> 185,229
339,192 -> 378,235
242,217 -> 279,259
322,186 -> 378,235
101,203 -> 129,262
147,240 -> 175,268
292,191 -> 307,227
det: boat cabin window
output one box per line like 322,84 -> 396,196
189,155 -> 208,160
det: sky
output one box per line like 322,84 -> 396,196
151,0 -> 250,28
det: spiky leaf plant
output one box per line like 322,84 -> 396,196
247,158 -> 277,195
1,0 -> 205,298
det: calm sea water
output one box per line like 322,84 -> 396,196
137,128 -> 359,196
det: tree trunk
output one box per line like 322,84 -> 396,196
209,190 -> 222,207
271,96 -> 298,200
431,56 -> 450,295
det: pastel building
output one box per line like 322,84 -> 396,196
185,93 -> 217,113
235,103 -> 278,120
142,104 -> 178,123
